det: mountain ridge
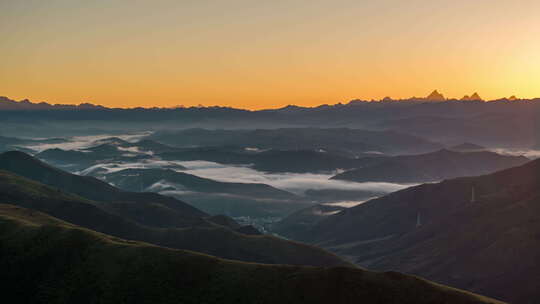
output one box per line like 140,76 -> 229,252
283,158 -> 540,303
3,93 -> 525,111
331,149 -> 529,183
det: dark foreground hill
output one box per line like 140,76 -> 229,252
332,149 -> 529,183
290,159 -> 540,303
0,204 -> 503,304
0,152 -> 349,267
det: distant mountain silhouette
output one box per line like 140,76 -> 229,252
3,95 -> 540,149
0,96 -> 106,110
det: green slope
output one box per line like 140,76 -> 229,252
0,204 -> 504,304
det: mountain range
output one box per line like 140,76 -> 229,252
2,95 -> 539,149
0,91 -> 495,110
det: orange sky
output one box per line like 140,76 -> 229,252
1,0 -> 539,110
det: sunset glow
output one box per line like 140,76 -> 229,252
1,0 -> 539,109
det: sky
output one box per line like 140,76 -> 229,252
1,0 -> 539,109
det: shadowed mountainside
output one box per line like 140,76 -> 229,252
284,159 -> 540,303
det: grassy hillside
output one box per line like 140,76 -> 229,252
0,204 -> 503,304
0,169 -> 349,267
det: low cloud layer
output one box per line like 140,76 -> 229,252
322,199 -> 376,208
24,132 -> 151,152
78,159 -> 183,175
156,160 -> 411,196
490,148 -> 540,159
79,158 -> 412,196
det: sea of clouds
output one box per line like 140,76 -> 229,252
175,160 -> 410,195
79,157 -> 411,198
25,133 -> 415,206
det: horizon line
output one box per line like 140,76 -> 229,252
1,92 -> 538,111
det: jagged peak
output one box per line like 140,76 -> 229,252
508,95 -> 518,101
461,92 -> 483,101
470,92 -> 482,100
425,90 -> 445,101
